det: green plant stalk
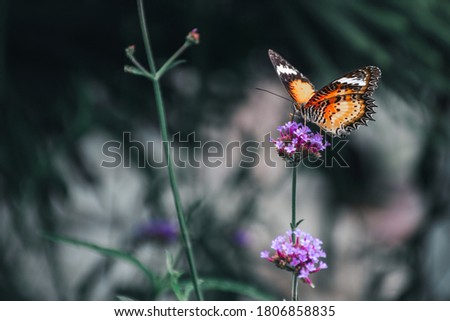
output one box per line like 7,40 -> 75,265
291,273 -> 299,301
291,165 -> 298,301
291,165 -> 297,243
152,82 -> 203,301
136,0 -> 203,301
0,0 -> 7,99
125,53 -> 154,79
156,42 -> 189,80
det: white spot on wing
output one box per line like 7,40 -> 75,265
335,77 -> 366,86
276,64 -> 298,76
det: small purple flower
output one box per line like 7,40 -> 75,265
134,219 -> 178,244
294,125 -> 311,141
260,228 -> 327,287
272,121 -> 329,164
285,143 -> 297,154
284,121 -> 298,132
232,229 -> 250,247
274,140 -> 284,150
260,250 -> 270,259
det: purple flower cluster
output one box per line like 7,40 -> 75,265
261,229 -> 327,287
272,121 -> 329,164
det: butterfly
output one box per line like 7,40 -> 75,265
268,49 -> 381,137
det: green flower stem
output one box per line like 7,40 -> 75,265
125,51 -> 154,80
291,165 -> 297,243
136,0 -> 203,301
124,65 -> 150,78
291,273 -> 299,301
156,42 -> 190,80
0,0 -> 7,99
291,165 -> 298,301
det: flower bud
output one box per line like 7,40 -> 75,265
186,28 -> 200,45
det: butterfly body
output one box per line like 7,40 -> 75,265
268,49 -> 381,137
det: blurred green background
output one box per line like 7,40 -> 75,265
1,0 -> 450,300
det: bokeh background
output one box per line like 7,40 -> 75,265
1,0 -> 450,300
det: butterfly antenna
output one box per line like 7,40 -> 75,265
255,87 -> 292,102
256,87 -> 304,123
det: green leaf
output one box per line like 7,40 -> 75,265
165,59 -> 186,73
181,283 -> 195,301
42,233 -> 157,286
124,65 -> 148,77
165,250 -> 186,301
165,251 -> 199,301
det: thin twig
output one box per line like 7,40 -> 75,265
136,0 -> 203,300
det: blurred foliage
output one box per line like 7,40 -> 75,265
1,0 -> 449,300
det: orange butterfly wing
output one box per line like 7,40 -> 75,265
268,49 -> 315,104
305,67 -> 381,137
